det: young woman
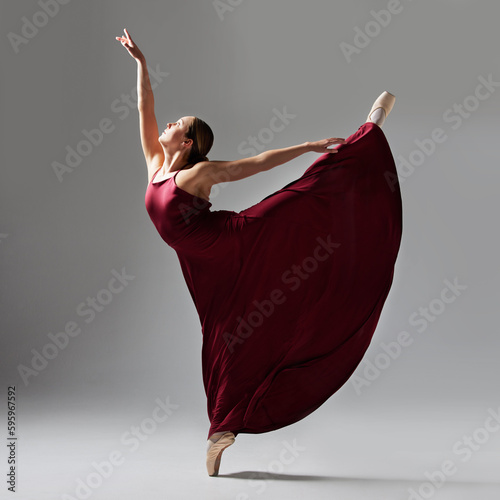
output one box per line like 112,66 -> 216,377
117,28 -> 402,477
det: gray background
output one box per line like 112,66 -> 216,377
1,1 -> 499,499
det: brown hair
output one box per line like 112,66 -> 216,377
184,117 -> 214,164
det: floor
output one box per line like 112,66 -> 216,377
10,399 -> 500,500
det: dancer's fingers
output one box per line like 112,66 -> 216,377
124,28 -> 133,43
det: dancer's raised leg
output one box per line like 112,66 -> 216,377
366,91 -> 396,127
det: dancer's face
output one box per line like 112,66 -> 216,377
159,116 -> 194,151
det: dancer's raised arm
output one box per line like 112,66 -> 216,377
116,29 -> 164,176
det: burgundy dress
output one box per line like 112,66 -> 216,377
145,122 -> 403,440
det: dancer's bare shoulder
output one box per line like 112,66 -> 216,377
175,161 -> 213,202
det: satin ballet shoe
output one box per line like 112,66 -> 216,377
206,431 -> 235,476
366,91 -> 396,124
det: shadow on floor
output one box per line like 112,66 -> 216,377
217,471 -> 500,491
218,471 -> 359,481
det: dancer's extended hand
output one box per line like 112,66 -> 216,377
308,137 -> 346,153
115,28 -> 144,61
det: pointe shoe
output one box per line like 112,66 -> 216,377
366,91 -> 396,124
206,431 -> 235,476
